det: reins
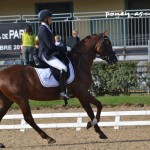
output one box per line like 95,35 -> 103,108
69,34 -> 102,60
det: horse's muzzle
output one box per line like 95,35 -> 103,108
107,55 -> 118,65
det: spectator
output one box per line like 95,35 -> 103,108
22,24 -> 36,65
67,30 -> 80,49
54,35 -> 64,47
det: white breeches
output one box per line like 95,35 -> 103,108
42,54 -> 67,72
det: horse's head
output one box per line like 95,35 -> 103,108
70,31 -> 118,65
95,31 -> 118,64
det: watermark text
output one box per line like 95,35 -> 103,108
105,11 -> 150,18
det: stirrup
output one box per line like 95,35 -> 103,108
60,92 -> 69,100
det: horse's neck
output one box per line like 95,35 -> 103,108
69,47 -> 95,75
80,53 -> 94,72
69,35 -> 99,78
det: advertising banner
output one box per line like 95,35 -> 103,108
0,23 -> 28,51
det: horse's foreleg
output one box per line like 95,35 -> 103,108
78,99 -> 95,128
77,91 -> 102,121
16,98 -> 56,144
77,90 -> 108,139
0,93 -> 13,148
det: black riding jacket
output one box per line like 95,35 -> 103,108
38,24 -> 67,60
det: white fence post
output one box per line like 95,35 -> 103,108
20,119 -> 26,132
114,115 -> 121,130
76,117 -> 83,131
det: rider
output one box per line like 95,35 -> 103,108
37,9 -> 69,100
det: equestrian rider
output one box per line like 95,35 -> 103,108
37,9 -> 69,100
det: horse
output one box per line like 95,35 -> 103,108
0,31 -> 117,148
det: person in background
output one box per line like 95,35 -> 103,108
22,24 -> 36,65
54,35 -> 64,47
67,30 -> 80,49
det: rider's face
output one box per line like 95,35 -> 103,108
47,17 -> 52,25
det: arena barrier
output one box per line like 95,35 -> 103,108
0,110 -> 150,132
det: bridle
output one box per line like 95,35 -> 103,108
68,34 -> 116,68
69,34 -> 113,61
96,34 -> 115,61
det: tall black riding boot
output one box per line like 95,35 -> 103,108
60,70 -> 69,101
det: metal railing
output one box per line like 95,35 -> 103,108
0,10 -> 150,60
0,15 -> 21,22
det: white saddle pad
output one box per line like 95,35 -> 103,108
34,60 -> 75,87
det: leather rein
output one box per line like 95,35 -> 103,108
70,34 -> 104,60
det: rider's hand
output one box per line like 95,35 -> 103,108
67,46 -> 71,52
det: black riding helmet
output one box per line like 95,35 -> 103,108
38,9 -> 52,21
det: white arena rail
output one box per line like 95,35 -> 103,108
0,110 -> 150,132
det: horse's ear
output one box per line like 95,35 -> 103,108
103,30 -> 109,36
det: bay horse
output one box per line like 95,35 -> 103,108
0,31 -> 117,148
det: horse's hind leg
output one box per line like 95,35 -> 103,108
15,97 -> 56,144
0,93 -> 13,121
0,93 -> 13,148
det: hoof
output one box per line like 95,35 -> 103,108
99,132 -> 108,139
48,137 -> 56,144
0,143 -> 5,148
87,121 -> 92,129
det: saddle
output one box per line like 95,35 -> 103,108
33,53 -> 70,82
